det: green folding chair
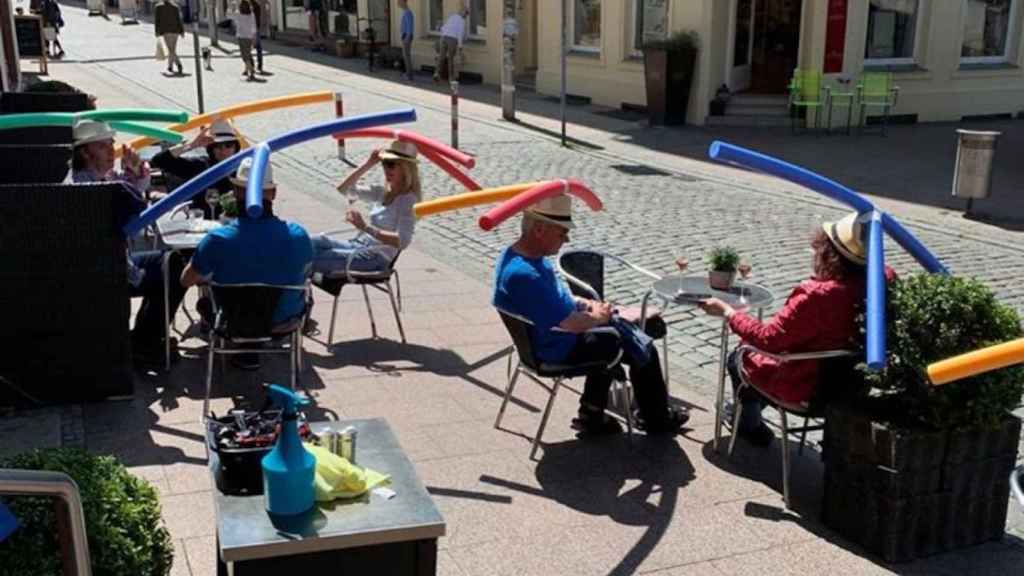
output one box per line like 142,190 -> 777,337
788,69 -> 827,134
856,71 -> 900,136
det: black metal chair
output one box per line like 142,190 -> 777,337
494,308 -> 634,460
1012,466 -> 1024,509
724,345 -> 862,508
202,282 -> 310,419
311,240 -> 404,345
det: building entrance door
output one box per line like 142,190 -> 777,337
748,0 -> 802,93
729,0 -> 757,92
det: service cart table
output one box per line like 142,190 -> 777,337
211,418 -> 446,575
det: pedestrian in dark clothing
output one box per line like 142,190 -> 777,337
154,0 -> 185,75
150,119 -> 241,219
39,0 -> 65,58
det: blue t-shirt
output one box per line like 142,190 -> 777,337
400,8 -> 414,41
191,216 -> 313,324
492,248 -> 577,363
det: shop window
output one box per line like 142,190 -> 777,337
428,0 -> 443,32
961,0 -> 1018,62
864,0 -> 919,64
572,0 -> 601,52
629,0 -> 669,56
468,0 -> 486,38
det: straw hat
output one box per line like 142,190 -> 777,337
822,212 -> 866,265
378,140 -> 419,164
230,156 -> 276,190
72,120 -> 116,147
209,119 -> 239,144
526,194 -> 574,230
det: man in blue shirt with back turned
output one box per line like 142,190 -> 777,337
181,157 -> 312,369
399,0 -> 415,81
493,195 -> 689,436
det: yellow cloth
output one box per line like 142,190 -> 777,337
305,444 -> 391,502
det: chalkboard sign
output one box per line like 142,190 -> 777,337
15,15 -> 44,58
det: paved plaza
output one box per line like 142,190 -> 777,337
5,4 -> 1024,575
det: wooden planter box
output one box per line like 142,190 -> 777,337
822,401 -> 1020,562
641,46 -> 696,126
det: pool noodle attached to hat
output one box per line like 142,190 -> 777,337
333,128 -> 475,168
927,338 -> 1024,386
478,179 -> 602,231
124,108 -> 417,236
108,122 -> 185,144
414,182 -> 546,218
0,109 -> 189,132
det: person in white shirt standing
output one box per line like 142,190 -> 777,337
433,5 -> 468,82
232,0 -> 258,81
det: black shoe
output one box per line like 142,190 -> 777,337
637,405 -> 690,435
230,353 -> 261,371
738,422 -> 774,447
571,410 -> 622,436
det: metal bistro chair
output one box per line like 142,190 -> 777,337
788,69 -> 827,134
202,282 -> 310,419
1012,466 -> 1024,509
311,240 -> 405,345
857,71 -> 899,136
724,344 -> 861,509
493,308 -> 634,460
556,250 -> 671,382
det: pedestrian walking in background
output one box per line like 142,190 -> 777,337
252,0 -> 270,74
232,0 -> 258,81
433,4 -> 468,82
39,0 -> 65,58
399,0 -> 414,81
154,0 -> 184,75
304,0 -> 326,52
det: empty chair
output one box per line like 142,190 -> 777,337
857,71 -> 899,136
311,243 -> 405,345
788,69 -> 827,134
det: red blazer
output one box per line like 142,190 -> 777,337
728,268 -> 894,405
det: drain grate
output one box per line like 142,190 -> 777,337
610,164 -> 671,176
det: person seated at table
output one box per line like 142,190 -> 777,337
150,119 -> 241,218
310,140 -> 419,277
697,212 -> 895,447
71,119 -> 187,366
493,195 -> 690,435
181,157 -> 312,369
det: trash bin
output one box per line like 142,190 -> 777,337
952,129 -> 1000,213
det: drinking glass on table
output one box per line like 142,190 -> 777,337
205,189 -> 221,218
737,263 -> 752,307
672,249 -> 689,295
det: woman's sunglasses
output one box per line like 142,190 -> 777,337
381,160 -> 398,169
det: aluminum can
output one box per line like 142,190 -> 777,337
339,426 -> 357,463
318,429 -> 341,455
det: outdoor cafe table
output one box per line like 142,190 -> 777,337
210,417 -> 446,575
644,274 -> 774,452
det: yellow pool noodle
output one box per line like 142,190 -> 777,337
120,91 -> 334,152
414,182 -> 548,218
927,338 -> 1024,386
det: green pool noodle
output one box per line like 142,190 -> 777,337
108,121 -> 185,144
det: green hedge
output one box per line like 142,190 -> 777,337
0,448 -> 173,576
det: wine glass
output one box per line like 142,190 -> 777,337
672,248 -> 688,296
737,263 -> 752,307
345,186 -> 359,206
205,189 -> 220,219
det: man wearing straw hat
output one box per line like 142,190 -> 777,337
71,119 -> 187,367
182,157 -> 312,368
493,195 -> 690,435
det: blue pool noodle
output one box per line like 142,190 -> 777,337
246,143 -> 271,218
123,108 -> 417,237
866,213 -> 886,370
880,212 -> 948,275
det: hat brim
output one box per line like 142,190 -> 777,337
73,132 -> 117,147
211,135 -> 240,144
379,150 -> 418,163
822,220 -> 866,265
230,177 -> 275,190
528,210 -> 575,230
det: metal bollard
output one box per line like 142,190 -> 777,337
952,129 -> 1001,216
334,92 -> 345,161
192,22 -> 205,113
450,81 -> 459,150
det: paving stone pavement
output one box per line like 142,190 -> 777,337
12,5 -> 1024,575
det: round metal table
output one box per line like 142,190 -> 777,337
642,274 -> 774,452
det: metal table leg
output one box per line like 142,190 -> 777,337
713,319 -> 729,453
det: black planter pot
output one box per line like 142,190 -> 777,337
709,99 -> 727,116
642,47 -> 696,126
822,401 -> 1021,562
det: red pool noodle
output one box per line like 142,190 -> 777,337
420,146 -> 482,191
332,128 -> 475,168
478,179 -> 602,231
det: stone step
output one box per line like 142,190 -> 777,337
725,104 -> 790,117
705,114 -> 793,127
728,93 -> 790,107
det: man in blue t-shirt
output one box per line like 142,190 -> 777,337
181,157 -> 312,367
492,195 -> 688,435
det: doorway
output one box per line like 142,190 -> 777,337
731,0 -> 802,94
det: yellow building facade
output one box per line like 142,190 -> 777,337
285,1 -> 1024,126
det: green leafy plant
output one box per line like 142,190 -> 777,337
859,274 -> 1024,430
706,246 -> 740,272
0,448 -> 174,576
218,192 -> 239,217
643,30 -> 699,54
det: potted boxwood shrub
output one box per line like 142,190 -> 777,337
823,274 -> 1024,562
642,30 -> 699,126
706,246 -> 740,290
0,448 -> 174,575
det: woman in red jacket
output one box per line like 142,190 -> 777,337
699,212 -> 893,446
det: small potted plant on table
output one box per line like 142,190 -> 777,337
706,246 -> 740,290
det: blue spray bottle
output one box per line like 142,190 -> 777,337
262,385 -> 315,516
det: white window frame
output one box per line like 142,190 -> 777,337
466,0 -> 486,40
571,0 -> 602,54
628,0 -> 643,57
959,0 -> 1021,64
863,0 -> 923,66
426,0 -> 444,34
